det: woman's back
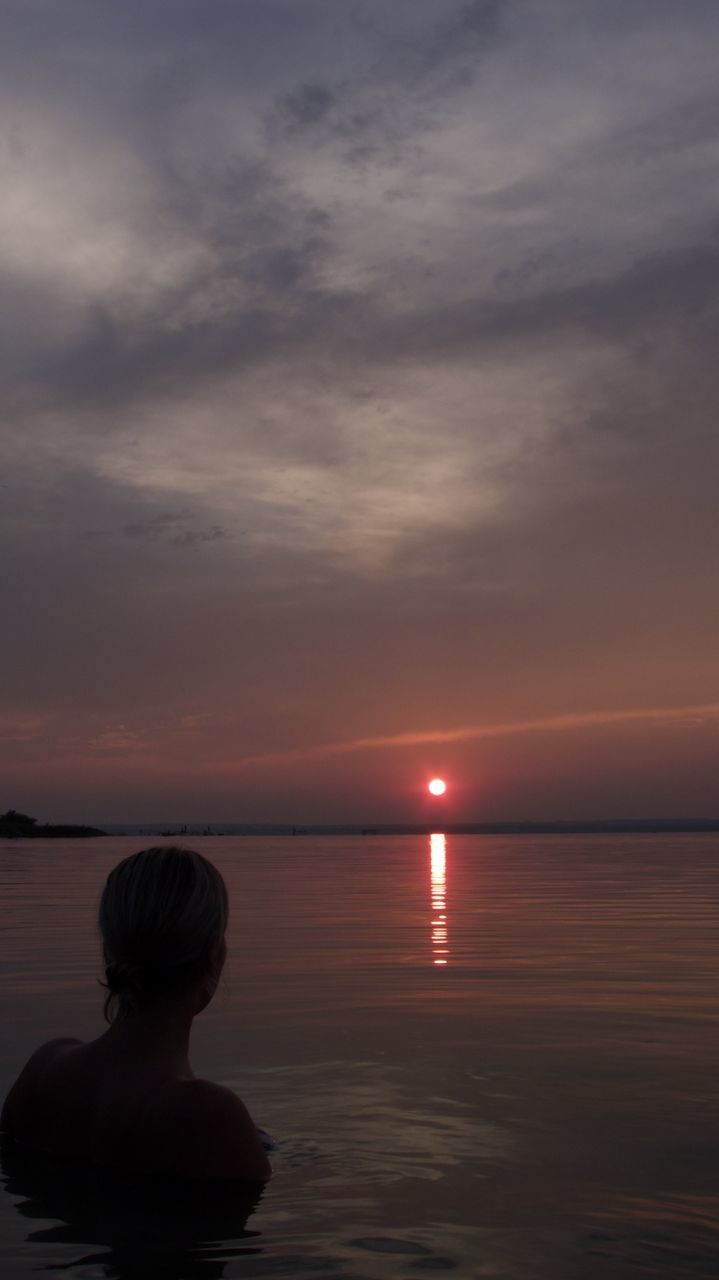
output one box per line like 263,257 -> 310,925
2,1036 -> 270,1182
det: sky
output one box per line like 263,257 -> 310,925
2,0 -> 718,824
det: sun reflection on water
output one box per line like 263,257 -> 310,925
430,833 -> 449,966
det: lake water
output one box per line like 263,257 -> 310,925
0,833 -> 717,1279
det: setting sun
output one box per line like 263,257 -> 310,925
428,778 -> 447,796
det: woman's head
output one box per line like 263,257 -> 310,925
99,846 -> 229,1022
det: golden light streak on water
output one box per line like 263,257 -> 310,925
429,832 -> 449,967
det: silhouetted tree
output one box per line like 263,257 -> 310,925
0,810 -> 37,826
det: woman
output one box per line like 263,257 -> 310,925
0,846 -> 271,1182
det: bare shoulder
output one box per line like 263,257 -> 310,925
1,1038 -> 82,1136
22,1038 -> 83,1069
152,1078 -> 272,1183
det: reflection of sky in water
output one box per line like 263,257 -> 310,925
237,1060 -> 510,1187
430,833 -> 449,966
229,1060 -> 515,1276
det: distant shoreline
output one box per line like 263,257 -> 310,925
98,818 -> 719,838
0,811 -> 105,839
0,823 -> 106,839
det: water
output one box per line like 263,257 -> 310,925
0,833 -> 717,1278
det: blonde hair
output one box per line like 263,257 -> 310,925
99,846 -> 229,1022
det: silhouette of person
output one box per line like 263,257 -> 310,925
1,846 -> 271,1183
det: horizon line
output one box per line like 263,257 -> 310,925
98,817 -> 719,832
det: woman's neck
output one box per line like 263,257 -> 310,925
98,992 -> 198,1076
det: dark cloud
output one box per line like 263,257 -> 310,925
403,0 -> 506,77
121,512 -> 228,548
280,83 -> 336,129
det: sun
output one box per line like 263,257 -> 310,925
428,778 -> 447,796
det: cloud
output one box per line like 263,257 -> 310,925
121,512 -> 228,549
232,702 -> 719,771
0,713 -> 49,744
279,82 -> 336,130
87,725 -> 151,754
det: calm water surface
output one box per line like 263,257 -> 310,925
0,833 -> 717,1278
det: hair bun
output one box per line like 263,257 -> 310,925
104,958 -> 144,993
